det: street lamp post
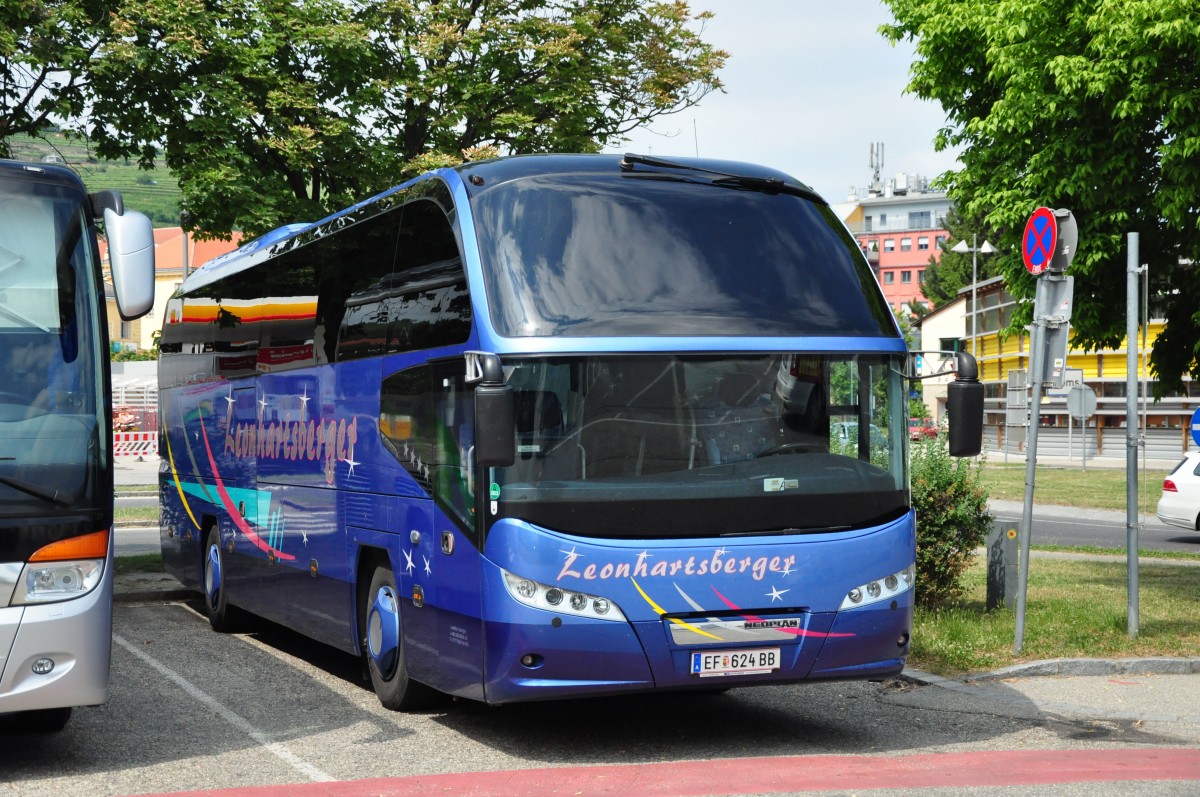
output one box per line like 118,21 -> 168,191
951,235 -> 997,359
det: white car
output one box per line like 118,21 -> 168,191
1156,450 -> 1200,531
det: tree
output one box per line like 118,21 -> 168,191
0,1 -> 113,157
86,0 -> 727,237
920,207 -> 1001,308
882,0 -> 1200,393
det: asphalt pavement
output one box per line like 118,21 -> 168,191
112,453 -> 1200,771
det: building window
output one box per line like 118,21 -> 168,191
900,238 -> 912,252
918,237 -> 930,250
908,211 -> 932,228
883,271 -> 894,284
120,320 -> 133,339
864,215 -> 872,232
938,337 -> 962,352
901,271 -> 912,283
918,269 -> 926,284
883,239 -> 895,252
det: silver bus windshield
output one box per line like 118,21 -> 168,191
0,181 -> 106,515
489,353 -> 910,539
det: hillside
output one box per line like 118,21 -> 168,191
6,133 -> 183,226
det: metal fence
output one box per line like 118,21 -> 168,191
986,424 -> 1193,465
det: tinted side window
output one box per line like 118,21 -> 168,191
314,209 -> 401,363
380,362 -> 475,531
388,196 -> 471,353
161,177 -> 470,384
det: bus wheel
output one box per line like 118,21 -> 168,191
363,565 -> 436,710
203,526 -> 238,632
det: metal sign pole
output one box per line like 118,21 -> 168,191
1014,298 -> 1045,654
1014,207 -> 1078,654
1126,232 -> 1140,638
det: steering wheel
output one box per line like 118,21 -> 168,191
756,442 -> 825,457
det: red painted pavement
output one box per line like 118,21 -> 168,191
138,747 -> 1200,797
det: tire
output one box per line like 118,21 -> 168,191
203,525 -> 241,632
362,564 -> 437,710
20,707 -> 72,733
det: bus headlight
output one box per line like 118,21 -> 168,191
13,559 -> 104,605
839,564 -> 915,610
501,569 -> 626,622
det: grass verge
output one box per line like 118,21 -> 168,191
976,462 -> 1171,514
910,557 -> 1200,676
115,505 -> 159,525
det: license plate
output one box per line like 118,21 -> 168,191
691,648 -> 780,677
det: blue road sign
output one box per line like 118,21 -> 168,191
1191,406 -> 1200,448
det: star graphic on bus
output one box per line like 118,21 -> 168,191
766,585 -> 789,602
403,548 -> 415,575
423,556 -> 432,576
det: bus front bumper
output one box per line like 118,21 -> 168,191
0,567 -> 112,715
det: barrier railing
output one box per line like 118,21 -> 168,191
113,431 -> 158,458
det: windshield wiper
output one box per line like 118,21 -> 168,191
0,303 -> 51,333
0,474 -> 75,507
620,153 -> 826,204
720,525 -> 852,537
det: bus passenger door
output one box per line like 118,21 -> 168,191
416,361 -> 485,700
380,359 -> 485,700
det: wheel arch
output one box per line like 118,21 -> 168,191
354,544 -> 393,655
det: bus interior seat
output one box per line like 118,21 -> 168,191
699,371 -> 777,464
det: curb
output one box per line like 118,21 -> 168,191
112,573 -> 194,604
902,657 -> 1200,686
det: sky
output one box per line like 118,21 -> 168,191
603,0 -> 962,203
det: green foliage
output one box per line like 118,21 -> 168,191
80,0 -> 727,237
110,347 -> 156,362
0,1 -> 110,155
910,437 -> 992,609
6,134 -> 183,224
882,0 -> 1200,394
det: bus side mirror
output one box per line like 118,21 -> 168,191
104,207 -> 155,320
468,352 -> 515,467
946,351 -> 984,457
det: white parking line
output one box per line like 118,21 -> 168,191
113,633 -> 335,783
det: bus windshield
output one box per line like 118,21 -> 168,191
489,352 -> 909,539
0,181 -> 106,515
472,172 -> 894,338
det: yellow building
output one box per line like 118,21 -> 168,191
921,276 -> 1198,460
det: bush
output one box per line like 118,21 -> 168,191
911,437 -> 992,609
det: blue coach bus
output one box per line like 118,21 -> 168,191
158,154 -> 982,709
1,159 -> 154,730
